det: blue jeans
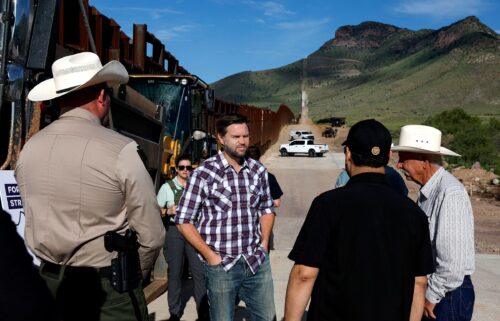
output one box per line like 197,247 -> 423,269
423,276 -> 475,321
205,256 -> 276,321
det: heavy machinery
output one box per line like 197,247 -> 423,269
0,0 -> 293,302
0,0 -> 293,180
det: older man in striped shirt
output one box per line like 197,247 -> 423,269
176,113 -> 276,321
393,125 -> 475,321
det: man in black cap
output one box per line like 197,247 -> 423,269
284,119 -> 435,321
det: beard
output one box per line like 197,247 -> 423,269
224,143 -> 247,159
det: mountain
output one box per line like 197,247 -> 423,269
212,16 -> 500,129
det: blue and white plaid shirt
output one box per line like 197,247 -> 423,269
175,151 -> 275,273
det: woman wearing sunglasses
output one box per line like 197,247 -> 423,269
156,155 -> 208,321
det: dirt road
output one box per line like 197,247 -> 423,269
261,122 -> 344,250
148,122 -> 500,321
269,122 -> 499,254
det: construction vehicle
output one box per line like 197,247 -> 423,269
0,0 -> 293,303
322,127 -> 337,138
317,116 -> 346,127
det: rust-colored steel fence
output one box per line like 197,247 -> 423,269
208,100 -> 294,152
54,0 -> 295,153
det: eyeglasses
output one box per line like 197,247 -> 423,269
177,165 -> 192,171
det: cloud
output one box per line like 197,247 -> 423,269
395,0 -> 487,18
261,1 -> 294,17
155,24 -> 196,41
242,0 -> 294,18
100,7 -> 182,19
275,18 -> 331,30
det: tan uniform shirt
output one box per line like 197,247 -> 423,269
15,108 -> 165,276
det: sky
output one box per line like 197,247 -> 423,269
90,0 -> 499,84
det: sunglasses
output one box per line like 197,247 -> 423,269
177,165 -> 192,171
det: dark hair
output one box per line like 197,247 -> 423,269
343,119 -> 391,168
350,149 -> 389,168
175,154 -> 191,167
246,145 -> 261,160
56,83 -> 108,107
216,113 -> 248,136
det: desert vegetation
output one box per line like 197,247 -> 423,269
424,108 -> 500,174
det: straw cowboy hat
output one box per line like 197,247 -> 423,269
28,52 -> 128,102
391,125 -> 461,157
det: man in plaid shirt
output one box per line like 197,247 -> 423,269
176,113 -> 276,321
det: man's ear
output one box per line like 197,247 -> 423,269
345,146 -> 352,162
95,89 -> 108,123
97,89 -> 106,105
216,132 -> 224,146
422,158 -> 431,170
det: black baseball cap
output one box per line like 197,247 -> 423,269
342,119 -> 391,159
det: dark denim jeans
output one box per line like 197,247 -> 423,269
423,276 -> 475,321
205,256 -> 276,321
164,226 -> 207,318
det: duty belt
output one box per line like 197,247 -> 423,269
41,260 -> 111,278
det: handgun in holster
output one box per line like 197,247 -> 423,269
104,229 -> 142,293
161,205 -> 170,231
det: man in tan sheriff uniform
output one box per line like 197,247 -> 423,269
15,52 -> 165,321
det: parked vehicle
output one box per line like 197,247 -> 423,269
317,116 -> 346,127
322,127 -> 337,138
331,117 -> 346,127
300,134 -> 315,141
289,130 -> 313,140
280,140 -> 329,157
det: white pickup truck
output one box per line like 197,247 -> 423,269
280,139 -> 329,157
289,130 -> 313,140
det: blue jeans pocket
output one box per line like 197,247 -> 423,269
459,282 -> 474,320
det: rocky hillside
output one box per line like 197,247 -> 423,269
212,16 -> 500,129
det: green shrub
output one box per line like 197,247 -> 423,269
424,108 -> 500,174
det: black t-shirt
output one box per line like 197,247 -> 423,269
268,172 -> 283,200
289,173 -> 434,321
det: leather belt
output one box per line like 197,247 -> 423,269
42,261 -> 111,278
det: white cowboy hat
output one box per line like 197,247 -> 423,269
391,125 -> 461,157
28,52 -> 128,102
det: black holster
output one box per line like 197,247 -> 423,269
104,229 -> 142,293
161,215 -> 170,231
